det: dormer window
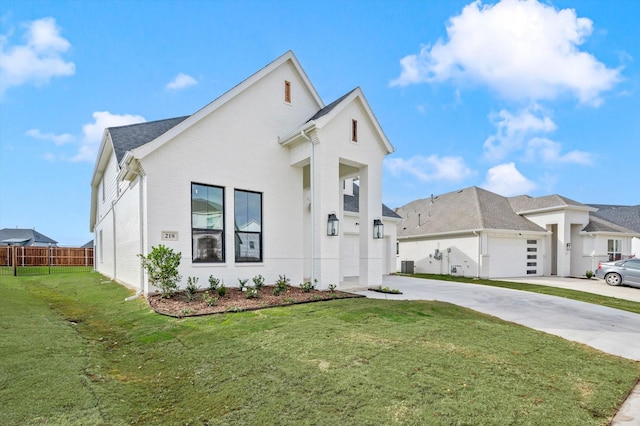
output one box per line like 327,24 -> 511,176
284,80 -> 291,103
351,119 -> 358,142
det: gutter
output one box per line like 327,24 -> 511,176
472,230 -> 481,278
299,130 -> 316,287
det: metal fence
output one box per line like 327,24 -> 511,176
0,246 -> 94,276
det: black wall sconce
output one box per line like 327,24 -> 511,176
373,218 -> 384,239
327,212 -> 339,236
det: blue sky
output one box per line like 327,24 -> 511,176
1,0 -> 638,246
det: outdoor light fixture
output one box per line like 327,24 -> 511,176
327,212 -> 339,236
373,218 -> 384,239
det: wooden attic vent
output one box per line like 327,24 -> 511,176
351,119 -> 358,142
284,80 -> 291,103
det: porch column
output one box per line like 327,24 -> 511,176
311,137 -> 341,289
358,164 -> 383,287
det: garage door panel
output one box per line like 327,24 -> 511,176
489,238 -> 527,277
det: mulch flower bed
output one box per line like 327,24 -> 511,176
148,285 -> 364,318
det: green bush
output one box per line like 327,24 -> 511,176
586,270 -> 594,279
138,245 -> 182,298
201,291 -> 218,306
217,284 -> 227,298
273,274 -> 290,296
252,274 -> 265,290
238,278 -> 249,291
208,276 -> 222,291
246,287 -> 260,299
300,281 -> 315,293
185,276 -> 199,302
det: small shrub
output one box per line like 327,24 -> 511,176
283,298 -> 296,304
300,281 -> 315,293
180,309 -> 192,317
217,284 -> 227,298
238,278 -> 249,291
138,245 -> 182,298
328,284 -> 337,293
226,306 -> 244,313
252,275 -> 265,290
273,275 -> 290,296
246,287 -> 260,299
184,276 -> 199,302
585,270 -> 594,279
208,276 -> 222,291
201,291 -> 218,306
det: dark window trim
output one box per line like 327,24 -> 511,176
191,182 -> 225,263
234,188 -> 263,263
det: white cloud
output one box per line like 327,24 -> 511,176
525,137 -> 593,165
0,17 -> 75,97
26,128 -> 74,145
384,154 -> 474,182
482,163 -> 536,196
390,0 -> 620,105
483,105 -> 556,161
71,111 -> 145,162
165,73 -> 198,91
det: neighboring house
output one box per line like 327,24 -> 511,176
588,204 -> 640,258
0,228 -> 58,247
395,186 -> 639,279
90,51 -> 396,295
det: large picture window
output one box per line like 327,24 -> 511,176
608,239 -> 622,261
234,189 -> 262,262
192,183 -> 224,262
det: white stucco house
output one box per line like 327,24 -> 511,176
90,51 -> 399,295
395,186 -> 639,279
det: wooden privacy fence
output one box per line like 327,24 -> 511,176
0,246 -> 94,276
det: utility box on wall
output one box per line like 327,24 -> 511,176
401,260 -> 414,274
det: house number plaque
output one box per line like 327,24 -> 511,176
161,231 -> 179,241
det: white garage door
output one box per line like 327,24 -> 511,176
489,237 -> 527,277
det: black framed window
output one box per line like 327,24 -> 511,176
234,189 -> 262,262
192,183 -> 224,263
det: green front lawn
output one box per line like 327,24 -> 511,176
1,272 -> 638,425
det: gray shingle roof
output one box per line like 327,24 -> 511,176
508,193 -> 590,213
308,89 -> 357,122
344,182 -> 402,219
109,116 -> 189,163
0,228 -> 58,246
588,204 -> 640,233
396,186 -> 546,237
582,215 -> 636,233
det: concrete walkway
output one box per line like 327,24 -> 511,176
354,275 -> 640,425
507,276 -> 640,303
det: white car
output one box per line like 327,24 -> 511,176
595,258 -> 640,287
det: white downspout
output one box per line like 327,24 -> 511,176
112,200 -> 117,280
473,230 -> 481,278
300,130 -> 315,286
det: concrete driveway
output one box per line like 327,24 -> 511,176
355,275 -> 640,361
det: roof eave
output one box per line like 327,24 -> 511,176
517,205 -> 596,215
398,228 -> 549,240
278,122 -> 317,146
